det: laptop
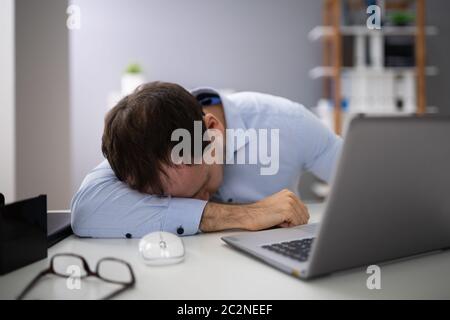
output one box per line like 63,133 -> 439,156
47,210 -> 72,247
222,116 -> 450,279
0,195 -> 72,248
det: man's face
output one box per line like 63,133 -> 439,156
161,162 -> 224,201
159,112 -> 226,201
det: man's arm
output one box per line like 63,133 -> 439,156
200,189 -> 310,232
71,162 -> 309,238
299,107 -> 343,183
71,161 -> 207,238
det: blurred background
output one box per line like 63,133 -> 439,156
1,0 -> 449,209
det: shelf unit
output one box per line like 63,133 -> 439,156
309,66 -> 438,79
312,0 -> 435,135
309,25 -> 438,40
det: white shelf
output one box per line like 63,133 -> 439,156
309,25 -> 438,41
309,66 -> 439,79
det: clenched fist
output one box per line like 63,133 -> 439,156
243,189 -> 310,231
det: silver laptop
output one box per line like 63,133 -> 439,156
222,116 -> 450,279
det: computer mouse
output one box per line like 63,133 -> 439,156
139,231 -> 185,266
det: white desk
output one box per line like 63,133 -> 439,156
1,203 -> 450,300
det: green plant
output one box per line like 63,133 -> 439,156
125,63 -> 143,74
389,11 -> 415,26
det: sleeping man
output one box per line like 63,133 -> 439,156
71,82 -> 342,238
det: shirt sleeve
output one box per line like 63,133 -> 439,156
299,107 -> 343,183
70,161 -> 207,238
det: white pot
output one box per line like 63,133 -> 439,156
121,73 -> 146,96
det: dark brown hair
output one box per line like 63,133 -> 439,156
102,82 -> 207,195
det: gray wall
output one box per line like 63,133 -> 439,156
15,0 -> 72,209
69,0 -> 323,190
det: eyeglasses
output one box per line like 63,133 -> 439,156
17,253 -> 136,300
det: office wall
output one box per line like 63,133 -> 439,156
15,0 -> 72,209
0,0 -> 16,203
69,0 -> 323,190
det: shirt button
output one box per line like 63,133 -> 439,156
177,227 -> 184,235
125,233 -> 132,239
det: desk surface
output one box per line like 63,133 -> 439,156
1,203 -> 450,300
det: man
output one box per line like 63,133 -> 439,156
71,82 -> 342,238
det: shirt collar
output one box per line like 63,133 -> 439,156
190,87 -> 249,162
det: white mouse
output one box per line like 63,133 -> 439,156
139,231 -> 185,266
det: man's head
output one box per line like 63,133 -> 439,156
102,82 -> 224,200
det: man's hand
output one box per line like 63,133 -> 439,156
244,189 -> 310,230
200,189 -> 310,232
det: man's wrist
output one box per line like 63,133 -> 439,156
199,202 -> 251,232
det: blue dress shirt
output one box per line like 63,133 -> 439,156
71,88 -> 343,238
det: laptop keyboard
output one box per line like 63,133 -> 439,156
262,238 -> 315,262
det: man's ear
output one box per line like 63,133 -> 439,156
203,113 -> 222,130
